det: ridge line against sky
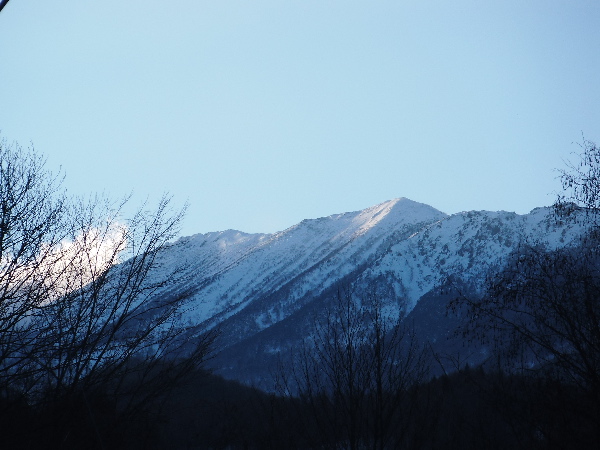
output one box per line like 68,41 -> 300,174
1,1 -> 599,236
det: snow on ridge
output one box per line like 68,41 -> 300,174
222,202 -> 444,319
161,198 -> 448,327
353,198 -> 447,235
142,197 -> 592,364
269,197 -> 447,244
361,205 -> 587,314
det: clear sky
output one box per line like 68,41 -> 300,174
1,1 -> 599,236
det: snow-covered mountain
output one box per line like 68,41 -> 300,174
150,198 -> 584,385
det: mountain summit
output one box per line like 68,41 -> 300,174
150,198 -> 583,385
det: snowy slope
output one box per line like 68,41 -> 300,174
158,198 -> 446,330
144,198 -> 585,384
359,206 -> 584,313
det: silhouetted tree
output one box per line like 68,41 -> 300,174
277,287 -> 430,449
0,139 -> 215,449
456,138 -> 600,448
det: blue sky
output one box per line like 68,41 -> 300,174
1,1 -> 599,236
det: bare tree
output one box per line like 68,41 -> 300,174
0,139 -> 215,448
0,139 -> 69,394
455,139 -> 600,447
557,138 -> 600,222
277,287 -> 430,449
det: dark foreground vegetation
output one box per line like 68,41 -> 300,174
0,137 -> 599,449
170,366 -> 597,450
2,364 -> 596,449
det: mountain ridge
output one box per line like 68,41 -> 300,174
147,198 -> 584,385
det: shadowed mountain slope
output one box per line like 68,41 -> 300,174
147,199 -> 584,385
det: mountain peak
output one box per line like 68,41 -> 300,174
280,198 -> 446,242
145,198 -> 586,387
350,198 -> 447,236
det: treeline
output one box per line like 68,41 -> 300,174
58,364 -> 589,450
3,359 -> 596,449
